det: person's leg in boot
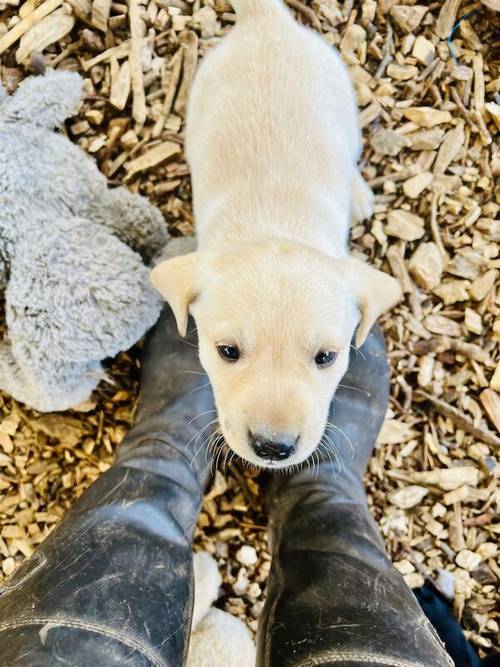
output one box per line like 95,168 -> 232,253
0,308 -> 215,666
257,326 -> 453,667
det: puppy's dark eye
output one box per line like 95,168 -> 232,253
315,350 -> 336,368
217,345 -> 240,362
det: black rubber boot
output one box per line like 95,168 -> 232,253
0,308 -> 215,666
257,326 -> 454,667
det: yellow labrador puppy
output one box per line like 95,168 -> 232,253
152,0 -> 401,469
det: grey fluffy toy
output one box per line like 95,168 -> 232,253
0,69 -> 169,412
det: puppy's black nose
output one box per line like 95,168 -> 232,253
249,432 -> 297,461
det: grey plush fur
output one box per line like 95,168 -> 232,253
0,70 -> 169,412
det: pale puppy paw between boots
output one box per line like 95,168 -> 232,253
187,552 -> 256,667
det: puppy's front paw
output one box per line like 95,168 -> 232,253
351,170 -> 374,223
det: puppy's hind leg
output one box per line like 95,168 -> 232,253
351,169 -> 374,224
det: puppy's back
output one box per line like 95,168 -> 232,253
187,0 -> 360,242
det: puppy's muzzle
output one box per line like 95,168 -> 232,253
249,431 -> 297,461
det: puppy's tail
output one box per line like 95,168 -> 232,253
231,0 -> 288,20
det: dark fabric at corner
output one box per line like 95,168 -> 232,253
415,583 -> 499,667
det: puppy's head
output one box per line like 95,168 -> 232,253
151,240 -> 400,469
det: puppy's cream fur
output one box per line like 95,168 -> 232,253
152,0 -> 401,468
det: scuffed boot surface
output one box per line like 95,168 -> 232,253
0,308 -> 216,666
258,326 -> 453,667
117,307 -> 217,487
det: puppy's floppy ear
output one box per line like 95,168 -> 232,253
339,256 -> 402,348
150,253 -> 201,336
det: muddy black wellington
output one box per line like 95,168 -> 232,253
257,325 -> 454,667
0,308 -> 216,666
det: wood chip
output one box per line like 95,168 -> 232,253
390,5 -> 428,33
340,24 -> 367,66
433,122 -> 465,175
386,210 -> 425,241
403,171 -> 433,198
408,127 -> 445,151
91,0 -> 111,32
404,572 -> 425,589
377,419 -> 417,445
456,550 -> 482,572
129,0 -> 146,125
82,40 -> 130,71
67,0 -> 91,21
435,0 -> 463,40
125,141 -> 181,179
469,269 -> 497,302
416,391 -> 500,447
174,30 -> 198,117
359,100 -> 381,128
109,58 -> 131,111
490,363 -> 500,393
15,6 -> 75,63
417,356 -> 434,387
485,102 -> 500,132
0,0 -> 62,56
403,107 -> 452,128
479,389 -> 500,432
409,467 -> 480,491
412,35 -> 435,66
408,242 -> 444,290
464,308 -> 482,335
424,314 -> 461,337
473,54 -> 485,113
152,47 -> 183,139
387,244 -> 414,294
443,485 -> 470,505
481,0 -> 500,10
31,414 -> 88,447
285,0 -> 322,31
371,129 -> 411,156
433,280 -> 471,305
389,485 -> 429,509
387,63 -> 418,81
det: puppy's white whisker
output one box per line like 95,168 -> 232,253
337,383 -> 370,396
325,422 -> 354,457
319,440 -> 336,474
214,439 -> 225,471
181,339 -> 199,349
321,433 -> 343,474
226,449 -> 236,471
188,382 -> 212,396
201,424 -> 222,454
313,450 -> 320,479
221,446 -> 230,470
208,438 -> 219,472
188,408 -> 217,425
185,417 -> 219,451
190,426 -> 220,469
192,434 -> 210,464
325,435 -> 346,468
319,440 -> 337,475
350,344 -> 366,361
208,442 -> 218,473
205,427 -> 222,464
210,430 -> 224,461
